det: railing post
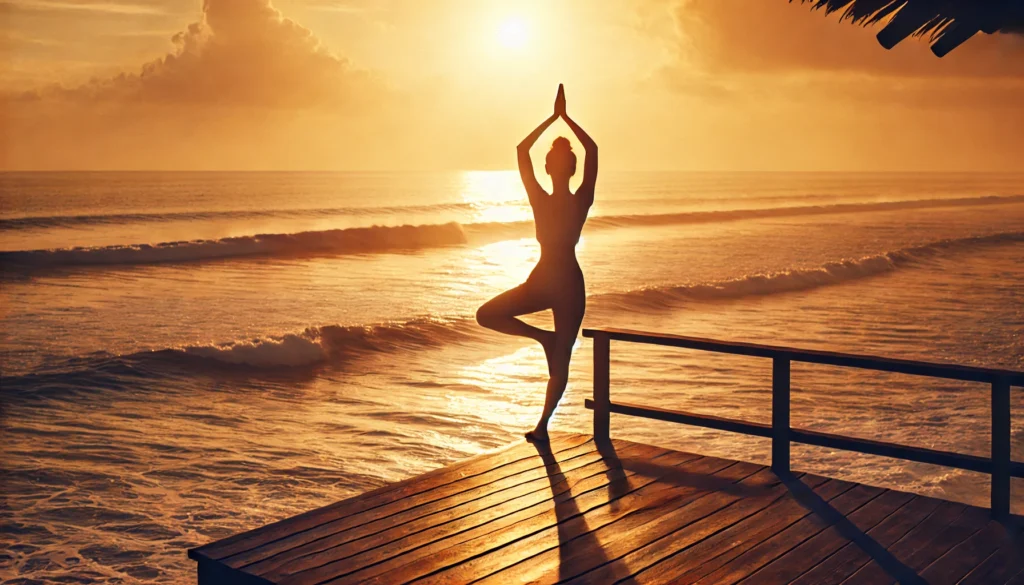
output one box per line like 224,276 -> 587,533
593,331 -> 611,445
991,377 -> 1010,518
772,356 -> 791,473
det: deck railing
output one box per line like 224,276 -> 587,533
581,327 -> 1024,518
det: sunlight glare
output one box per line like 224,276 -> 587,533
459,171 -> 531,224
497,17 -> 529,50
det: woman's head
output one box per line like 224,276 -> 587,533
545,136 -> 577,180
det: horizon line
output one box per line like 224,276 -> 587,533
2,169 -> 1024,174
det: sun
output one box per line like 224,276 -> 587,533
497,17 -> 529,50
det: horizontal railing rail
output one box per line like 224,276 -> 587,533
582,327 -> 1023,518
584,328 -> 1024,385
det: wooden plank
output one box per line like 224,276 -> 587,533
566,474 -> 846,585
872,506 -> 991,584
191,434 -> 589,561
581,328 -> 1024,385
637,477 -> 859,585
958,541 -> 1024,585
283,441 -> 682,585
744,491 -> 938,584
920,520 -> 1018,584
823,499 -> 966,585
249,442 -> 661,578
473,462 -> 773,585
559,472 -> 821,585
191,435 -> 1018,585
409,455 -> 751,585
353,451 -> 740,585
191,433 -> 592,561
1005,565 -> 1024,585
693,485 -> 904,585
248,441 -> 671,580
229,437 -> 613,570
793,504 -> 988,585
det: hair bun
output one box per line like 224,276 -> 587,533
551,136 -> 573,152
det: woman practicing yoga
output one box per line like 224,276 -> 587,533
476,84 -> 598,443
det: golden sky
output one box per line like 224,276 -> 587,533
1,0 -> 1022,171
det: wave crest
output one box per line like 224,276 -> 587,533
4,195 -> 1021,271
584,195 -> 1024,230
167,317 -> 480,368
594,231 -> 1024,311
0,202 -> 483,230
3,231 -> 1019,392
1,222 -> 468,269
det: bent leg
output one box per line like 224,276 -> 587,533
476,283 -> 553,344
531,297 -> 586,440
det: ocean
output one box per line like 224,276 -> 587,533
1,171 -> 1022,583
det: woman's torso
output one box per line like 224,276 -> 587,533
532,192 -> 587,253
528,192 -> 588,291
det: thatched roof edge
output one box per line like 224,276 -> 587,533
796,0 -> 1024,56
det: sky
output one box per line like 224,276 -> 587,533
1,0 -> 1022,171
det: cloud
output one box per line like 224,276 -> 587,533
662,0 -> 1024,110
1,0 -> 166,15
641,0 -> 1024,172
304,1 -> 368,14
9,0 -> 380,108
2,0 -> 1019,171
1,0 -> 393,169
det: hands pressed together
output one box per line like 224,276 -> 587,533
554,83 -> 567,119
518,83 -> 596,158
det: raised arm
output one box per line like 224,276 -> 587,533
562,114 -> 598,205
518,114 -> 558,202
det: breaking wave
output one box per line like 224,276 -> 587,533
0,317 -> 483,398
3,195 -> 1021,271
0,201 -> 482,230
3,231 -> 1020,394
1,222 -> 468,269
593,231 -> 1024,311
165,317 -> 480,368
583,194 -> 1024,230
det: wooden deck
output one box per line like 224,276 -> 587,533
189,433 -> 1023,584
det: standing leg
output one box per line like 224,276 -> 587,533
476,283 -> 554,347
529,297 -> 585,441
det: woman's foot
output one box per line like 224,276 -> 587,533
525,427 -> 550,443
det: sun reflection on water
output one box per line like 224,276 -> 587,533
452,345 -> 548,431
459,170 -> 532,225
455,238 -> 540,295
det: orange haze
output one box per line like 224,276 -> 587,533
2,0 -> 1022,171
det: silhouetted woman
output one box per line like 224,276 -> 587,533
476,84 -> 598,442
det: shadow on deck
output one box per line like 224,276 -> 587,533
189,433 -> 1024,584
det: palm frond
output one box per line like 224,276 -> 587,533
796,0 -> 1024,56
